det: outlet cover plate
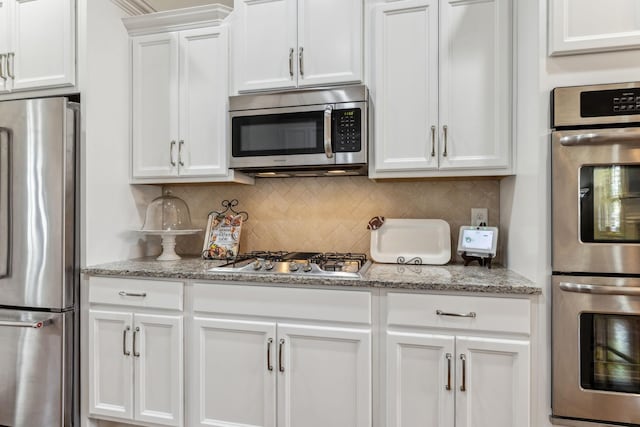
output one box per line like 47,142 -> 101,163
471,208 -> 488,226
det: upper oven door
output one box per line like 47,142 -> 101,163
230,104 -> 337,169
552,127 -> 640,274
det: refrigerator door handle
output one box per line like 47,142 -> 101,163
0,127 -> 9,278
0,318 -> 53,328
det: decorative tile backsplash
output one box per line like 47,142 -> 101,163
165,176 -> 500,263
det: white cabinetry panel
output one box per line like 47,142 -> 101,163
550,0 -> 640,55
374,0 -> 438,172
131,32 -> 179,179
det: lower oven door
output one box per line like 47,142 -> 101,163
0,309 -> 74,427
553,275 -> 640,425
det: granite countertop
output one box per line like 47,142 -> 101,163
83,257 -> 541,295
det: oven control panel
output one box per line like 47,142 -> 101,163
333,108 -> 361,152
581,88 -> 640,117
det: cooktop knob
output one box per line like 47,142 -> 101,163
264,260 -> 274,270
252,260 -> 262,271
288,261 -> 299,272
302,261 -> 313,272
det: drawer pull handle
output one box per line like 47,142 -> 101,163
119,291 -> 147,298
436,310 -> 476,318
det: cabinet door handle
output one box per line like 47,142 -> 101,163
298,47 -> 304,77
459,354 -> 467,392
133,326 -> 140,357
0,54 -> 6,81
278,338 -> 285,372
118,291 -> 147,298
178,140 -> 185,167
267,338 -> 274,371
445,353 -> 452,390
436,310 -> 476,318
288,48 -> 294,78
6,52 -> 14,79
430,125 -> 436,157
170,140 -> 176,166
442,125 -> 448,157
123,326 -> 131,356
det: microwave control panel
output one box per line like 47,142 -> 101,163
333,109 -> 361,152
581,88 -> 640,117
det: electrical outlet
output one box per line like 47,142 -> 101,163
471,208 -> 488,226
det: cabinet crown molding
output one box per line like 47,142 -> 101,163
111,0 -> 156,16
123,4 -> 232,36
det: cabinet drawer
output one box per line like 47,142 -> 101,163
89,277 -> 184,311
193,283 -> 371,324
387,292 -> 530,335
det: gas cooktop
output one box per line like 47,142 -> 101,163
207,251 -> 371,279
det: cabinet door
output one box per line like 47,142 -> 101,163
549,0 -> 640,55
10,0 -> 75,91
0,1 -> 10,93
277,323 -> 371,427
134,314 -> 183,427
455,336 -> 530,427
297,0 -> 362,87
131,32 -> 179,179
373,0 -> 438,172
438,0 -> 511,171
88,310 -> 134,421
191,317 -> 277,427
178,26 -> 229,177
386,331 -> 455,427
233,0 -> 297,92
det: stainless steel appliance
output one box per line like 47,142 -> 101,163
0,97 -> 79,427
208,251 -> 371,279
551,82 -> 640,426
229,85 -> 368,177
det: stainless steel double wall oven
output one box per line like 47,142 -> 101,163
552,82 -> 640,426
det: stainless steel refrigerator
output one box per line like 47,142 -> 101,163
0,97 -> 79,427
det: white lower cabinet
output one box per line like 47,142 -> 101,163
385,292 -> 531,427
189,283 -> 372,427
87,277 -> 184,427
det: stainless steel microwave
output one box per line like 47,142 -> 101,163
229,85 -> 368,177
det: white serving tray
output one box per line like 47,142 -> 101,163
370,219 -> 451,265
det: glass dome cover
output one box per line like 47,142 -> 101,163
142,191 -> 194,231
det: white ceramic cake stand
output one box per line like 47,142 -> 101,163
138,229 -> 201,261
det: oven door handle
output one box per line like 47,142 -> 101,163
559,128 -> 640,146
560,281 -> 640,296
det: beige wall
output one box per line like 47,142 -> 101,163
166,177 -> 500,263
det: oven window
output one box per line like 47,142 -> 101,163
580,165 -> 640,242
580,313 -> 640,393
232,111 -> 324,157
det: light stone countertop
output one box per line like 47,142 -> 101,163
83,257 -> 541,295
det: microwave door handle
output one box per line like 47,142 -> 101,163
560,282 -> 640,296
559,128 -> 640,146
324,105 -> 334,159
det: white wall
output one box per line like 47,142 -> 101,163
501,1 -> 640,426
80,0 -> 160,267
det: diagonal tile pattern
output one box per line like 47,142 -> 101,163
166,176 -> 501,263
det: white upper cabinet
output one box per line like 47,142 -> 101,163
549,0 -> 640,55
232,0 -> 363,93
125,6 -> 252,184
371,0 -> 513,178
0,0 -> 75,94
